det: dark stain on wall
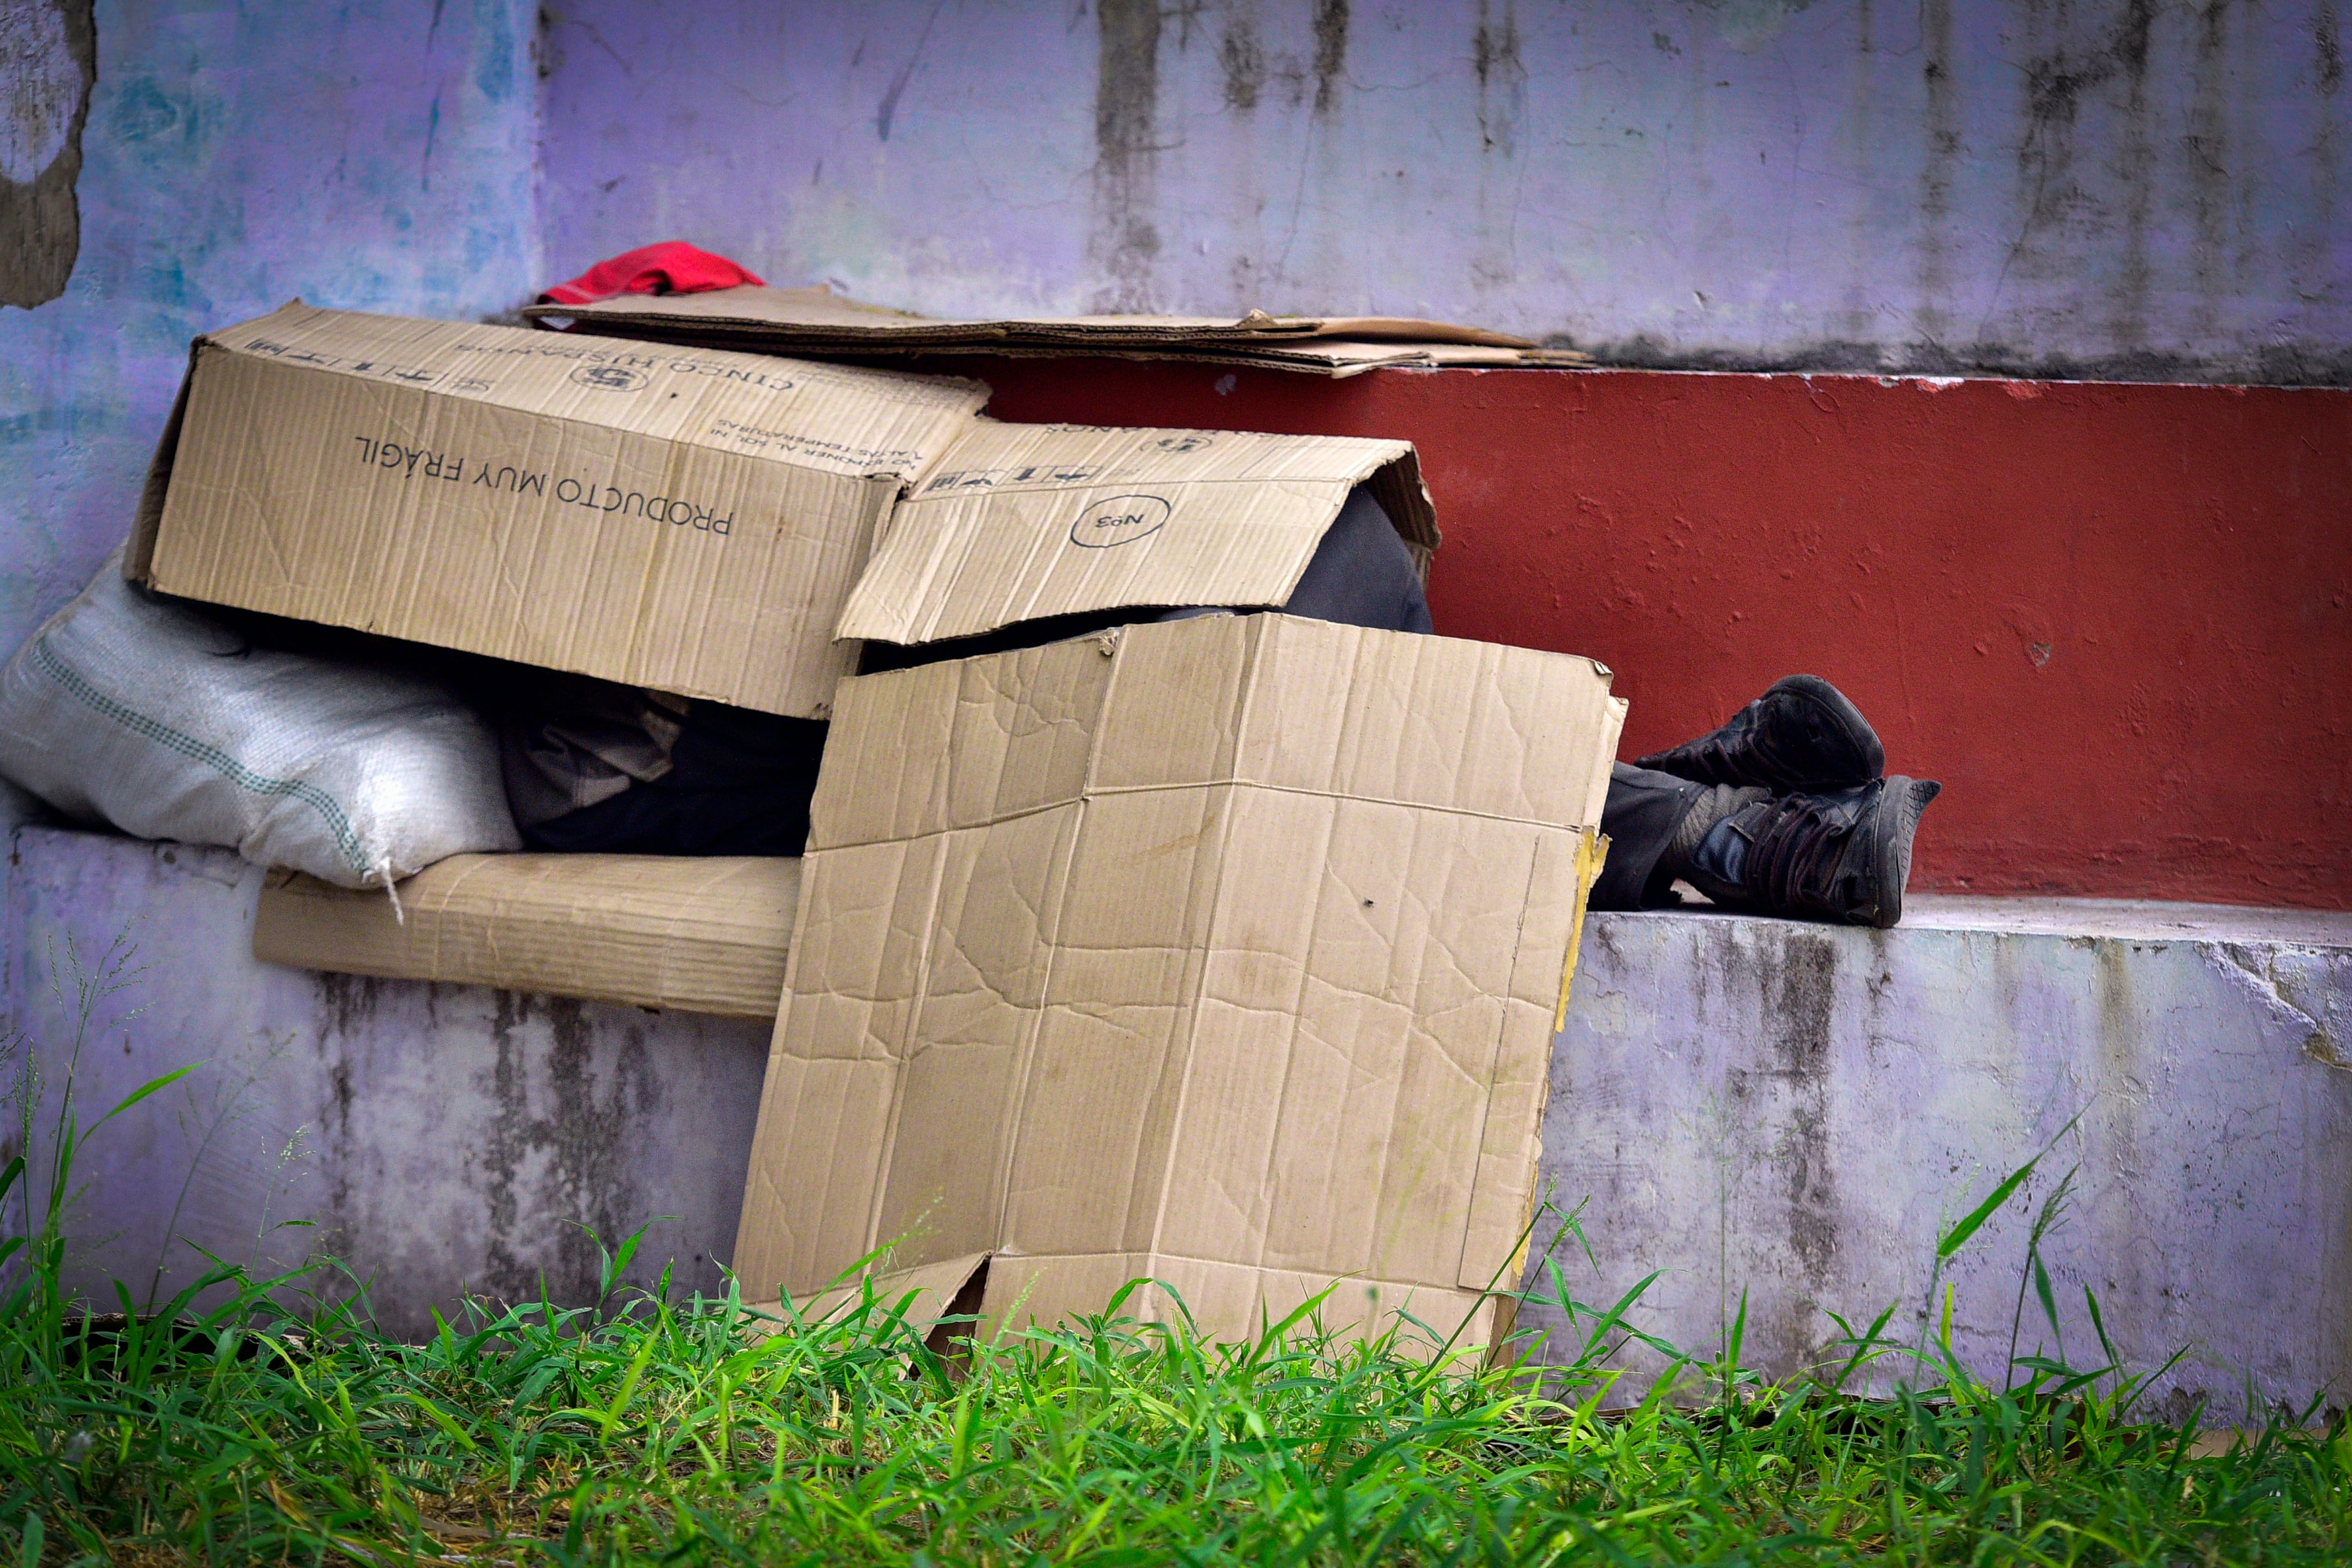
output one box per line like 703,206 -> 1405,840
1311,0 -> 1348,114
2185,3 -> 2233,343
1220,15 -> 1264,111
1703,924 -> 1846,1373
1472,0 -> 1523,156
1914,0 -> 1956,346
1,0 -> 97,310
873,0 -> 943,142
1995,3 -> 2238,359
1091,0 -> 1161,311
477,991 -> 656,1306
1766,930 -> 1842,1292
2323,5 -> 2345,95
316,971 -> 384,1041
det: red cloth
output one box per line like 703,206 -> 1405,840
538,241 -> 764,306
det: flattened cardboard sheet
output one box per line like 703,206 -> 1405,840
130,302 -> 988,717
255,853 -> 800,1018
734,613 -> 1625,1352
529,286 -> 1593,377
838,423 -> 1439,646
525,284 -> 1537,348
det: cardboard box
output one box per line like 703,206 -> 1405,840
733,613 -> 1623,1350
255,854 -> 798,1018
840,421 -> 1437,646
131,305 -> 1443,711
129,302 -> 989,717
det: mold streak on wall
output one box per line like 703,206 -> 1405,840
540,0 -> 2352,386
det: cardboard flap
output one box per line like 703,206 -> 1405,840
774,1250 -> 992,1335
808,632 -> 1120,849
837,423 -> 1438,646
188,301 -> 988,474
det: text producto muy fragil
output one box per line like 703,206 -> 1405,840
346,435 -> 736,536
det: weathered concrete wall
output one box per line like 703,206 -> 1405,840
11,822 -> 2349,1404
2,827 -> 768,1336
0,0 -> 542,664
1524,894 -> 2352,1416
542,0 -> 2351,384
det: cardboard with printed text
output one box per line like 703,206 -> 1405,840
129,302 -> 990,717
734,613 -> 1624,1352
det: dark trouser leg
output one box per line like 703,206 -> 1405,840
1592,762 -> 1706,910
521,707 -> 830,857
1595,763 -> 1776,911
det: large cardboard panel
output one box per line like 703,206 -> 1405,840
838,423 -> 1439,645
253,855 -> 799,1019
131,303 -> 988,716
736,613 -> 1624,1350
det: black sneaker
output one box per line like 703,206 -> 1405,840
1635,675 -> 1885,792
1685,777 -> 1941,928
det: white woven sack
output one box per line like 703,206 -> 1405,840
0,552 -> 519,888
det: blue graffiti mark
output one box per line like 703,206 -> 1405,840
108,79 -> 182,144
472,0 -> 517,104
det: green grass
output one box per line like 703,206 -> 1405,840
3,951 -> 2346,1564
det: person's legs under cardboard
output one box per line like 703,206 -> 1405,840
514,485 -> 1432,855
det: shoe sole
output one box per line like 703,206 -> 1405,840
1767,674 -> 1887,789
1864,776 -> 1940,928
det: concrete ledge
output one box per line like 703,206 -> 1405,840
7,823 -> 2348,1406
2,828 -> 770,1338
1520,896 -> 2352,1417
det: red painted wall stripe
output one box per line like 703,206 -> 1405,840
945,358 -> 2352,911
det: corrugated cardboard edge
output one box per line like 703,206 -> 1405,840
1371,448 -> 1440,570
125,337 -> 206,581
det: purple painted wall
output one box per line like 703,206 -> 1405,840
0,0 -> 541,659
540,0 -> 2349,383
7,0 -> 2345,656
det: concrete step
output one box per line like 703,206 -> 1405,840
6,823 -> 2347,1414
1523,895 -> 2352,1419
